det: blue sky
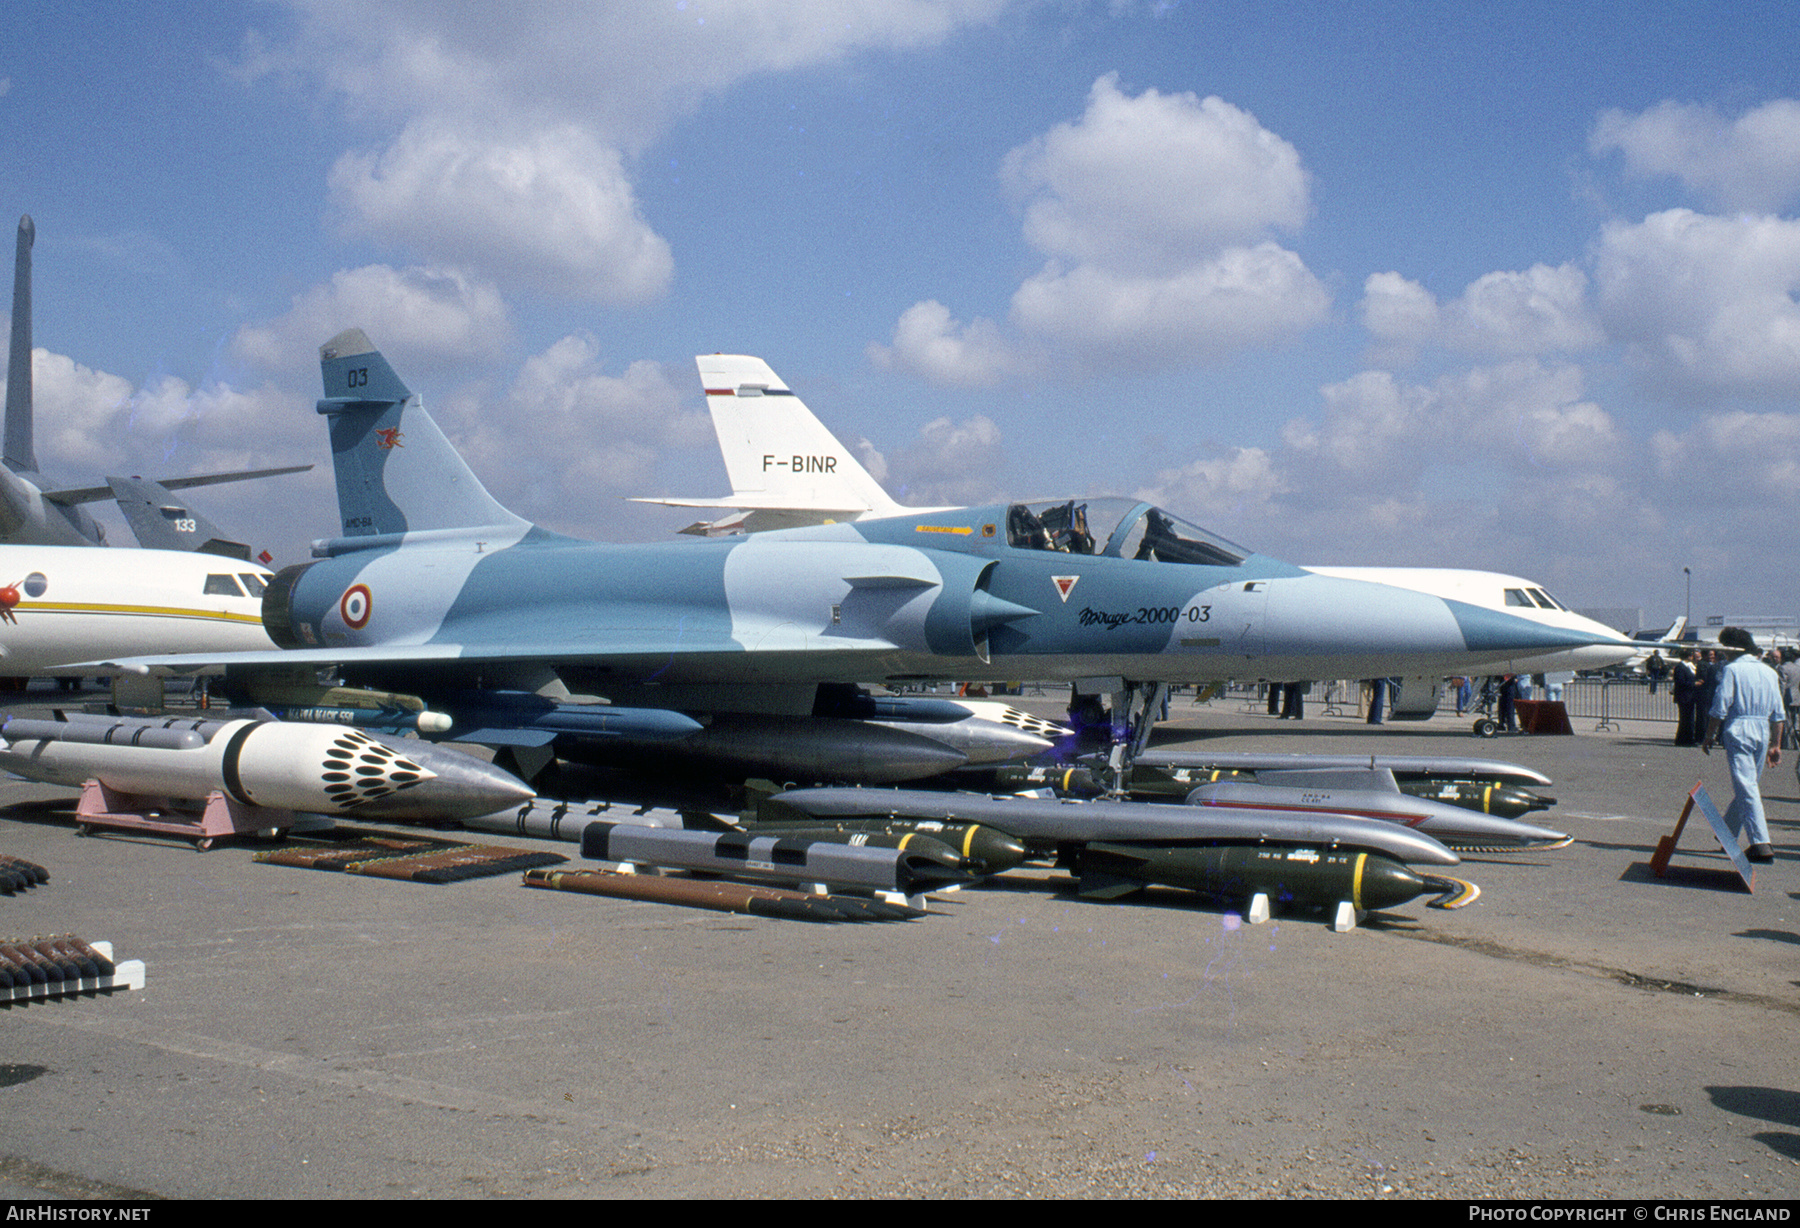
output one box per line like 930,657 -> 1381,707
3,0 -> 1797,626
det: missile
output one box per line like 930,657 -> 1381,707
1182,777 -> 1571,852
767,787 -> 1461,867
866,713 -> 1055,766
1104,763 -> 1556,822
579,821 -> 975,895
1396,778 -> 1555,818
737,819 -> 1029,875
749,792 -> 1028,873
813,689 -> 1063,766
557,713 -> 969,784
0,713 -> 534,821
438,690 -> 704,746
227,681 -> 454,734
1138,751 -> 1553,788
1070,842 -> 1479,913
257,703 -> 454,734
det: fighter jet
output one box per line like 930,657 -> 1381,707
4,215 -> 308,551
68,330 -> 1620,783
639,354 -> 1637,694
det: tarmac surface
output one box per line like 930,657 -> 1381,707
0,686 -> 1796,1199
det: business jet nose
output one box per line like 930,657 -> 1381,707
1444,600 -> 1631,655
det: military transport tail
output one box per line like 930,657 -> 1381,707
4,214 -> 309,550
317,328 -> 528,541
633,354 -> 911,535
7,215 -> 37,477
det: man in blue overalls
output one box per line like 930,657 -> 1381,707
1703,627 -> 1786,863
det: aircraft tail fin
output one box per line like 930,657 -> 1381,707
317,328 -> 527,540
675,354 -> 903,527
106,475 -> 250,559
6,215 -> 36,475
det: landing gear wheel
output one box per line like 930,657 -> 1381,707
1473,718 -> 1499,738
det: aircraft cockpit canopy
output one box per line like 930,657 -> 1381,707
1505,586 -> 1566,611
1004,498 -> 1247,567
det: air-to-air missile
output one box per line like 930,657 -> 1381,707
764,786 -> 1462,867
1181,769 -> 1571,853
968,759 -> 1557,821
0,712 -> 534,821
813,686 -> 1067,767
542,711 -> 975,785
1137,751 -> 1553,788
579,821 -> 976,896
227,681 -> 456,734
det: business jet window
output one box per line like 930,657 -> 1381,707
204,574 -> 245,597
239,574 -> 267,597
1528,588 -> 1564,610
1505,589 -> 1534,607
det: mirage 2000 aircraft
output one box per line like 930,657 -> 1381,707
68,330 -> 1623,784
636,354 -> 1637,716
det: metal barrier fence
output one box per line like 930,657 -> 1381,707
1430,677 -> 1679,728
1435,677 -> 1677,729
1560,678 -> 1676,726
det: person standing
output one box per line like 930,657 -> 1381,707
1703,627 -> 1785,863
1498,674 -> 1519,733
1696,648 -> 1722,743
1671,649 -> 1700,746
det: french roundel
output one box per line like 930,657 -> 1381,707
339,584 -> 373,630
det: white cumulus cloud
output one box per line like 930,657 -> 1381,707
1595,209 -> 1800,397
233,264 -> 512,375
328,122 -> 674,304
1592,99 -> 1800,213
880,74 -> 1328,384
868,301 -> 1019,387
1003,74 -> 1310,270
440,334 -> 710,534
1360,264 -> 1601,357
1012,243 -> 1330,361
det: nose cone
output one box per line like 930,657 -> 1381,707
874,715 -> 1055,765
1260,575 -> 1633,677
352,737 -> 538,821
1445,600 -> 1635,664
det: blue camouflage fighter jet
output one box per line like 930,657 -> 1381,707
76,330 -> 1616,782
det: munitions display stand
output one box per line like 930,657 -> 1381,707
74,779 -> 304,852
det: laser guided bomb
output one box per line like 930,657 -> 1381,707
0,712 -> 534,821
1070,842 -> 1478,913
